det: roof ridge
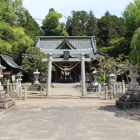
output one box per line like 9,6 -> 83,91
56,38 -> 76,50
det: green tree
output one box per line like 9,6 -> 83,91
122,0 -> 140,34
99,37 -> 130,58
0,0 -> 34,65
129,28 -> 140,65
97,11 -> 123,49
86,11 -> 98,36
42,9 -> 68,36
66,11 -> 89,36
11,27 -> 34,64
91,56 -> 116,85
21,47 -> 48,75
122,0 -> 140,57
90,56 -> 128,85
19,10 -> 43,40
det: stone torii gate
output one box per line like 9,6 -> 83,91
41,48 -> 92,96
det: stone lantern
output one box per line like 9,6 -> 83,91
16,72 -> 23,87
0,64 -> 15,109
116,65 -> 140,109
109,73 -> 116,85
0,64 -> 6,90
92,69 -> 98,86
33,69 -> 40,85
127,65 -> 140,90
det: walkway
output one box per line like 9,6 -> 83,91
0,99 -> 140,140
27,83 -> 83,98
50,84 -> 82,97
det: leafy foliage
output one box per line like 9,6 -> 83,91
129,28 -> 140,65
66,11 -> 89,36
122,0 -> 140,34
19,10 -> 43,40
0,0 -> 42,65
42,9 -> 68,36
99,37 -> 130,57
90,55 -> 129,85
97,11 -> 124,49
86,11 -> 98,36
21,47 -> 53,75
66,10 -> 98,36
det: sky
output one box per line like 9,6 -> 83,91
23,0 -> 134,26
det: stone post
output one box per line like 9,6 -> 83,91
10,84 -> 12,93
110,86 -> 113,99
81,53 -> 86,96
113,81 -> 116,96
7,80 -> 10,94
119,84 -> 121,94
98,83 -> 101,92
24,86 -> 27,100
122,80 -> 125,94
16,79 -> 19,96
13,83 -> 16,93
19,86 -> 22,100
46,54 -> 52,96
105,86 -> 108,100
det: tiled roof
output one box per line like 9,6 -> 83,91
35,36 -> 107,58
0,52 -> 24,71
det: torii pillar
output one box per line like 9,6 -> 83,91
81,53 -> 86,96
46,53 -> 52,96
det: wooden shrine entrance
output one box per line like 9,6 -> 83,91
52,62 -> 81,83
41,49 -> 92,96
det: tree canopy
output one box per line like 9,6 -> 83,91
0,0 -> 42,65
66,11 -> 98,36
129,28 -> 140,65
123,0 -> 140,34
42,9 -> 68,36
97,11 -> 124,48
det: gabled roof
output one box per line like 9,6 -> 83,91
0,52 -> 23,71
35,36 -> 108,58
56,38 -> 76,50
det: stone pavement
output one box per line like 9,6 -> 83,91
0,99 -> 140,140
27,84 -> 99,99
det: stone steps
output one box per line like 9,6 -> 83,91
54,83 -> 77,88
27,95 -> 81,99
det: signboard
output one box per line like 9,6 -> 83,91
64,51 -> 69,59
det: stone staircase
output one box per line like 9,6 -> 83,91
54,83 -> 77,88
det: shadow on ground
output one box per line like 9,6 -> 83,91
99,104 -> 139,121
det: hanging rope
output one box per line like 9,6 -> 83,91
53,62 -> 80,71
59,64 -> 73,68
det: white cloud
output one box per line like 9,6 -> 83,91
23,0 -> 134,25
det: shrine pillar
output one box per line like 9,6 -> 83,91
46,53 -> 52,96
81,53 -> 86,96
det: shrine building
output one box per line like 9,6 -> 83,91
0,52 -> 23,76
35,36 -> 107,84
